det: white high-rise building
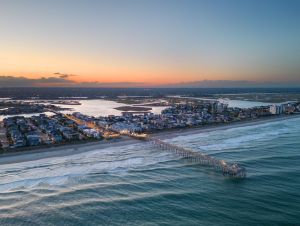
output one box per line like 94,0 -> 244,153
269,105 -> 283,115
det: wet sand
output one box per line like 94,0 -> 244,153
0,137 -> 137,165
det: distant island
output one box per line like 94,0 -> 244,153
0,100 -> 72,116
114,106 -> 152,112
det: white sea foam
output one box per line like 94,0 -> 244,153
0,117 -> 298,193
0,144 -> 173,193
166,118 -> 293,154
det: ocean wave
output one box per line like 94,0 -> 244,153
199,131 -> 283,151
0,146 -> 176,192
0,117 -> 299,193
167,122 -> 291,154
0,175 -> 73,193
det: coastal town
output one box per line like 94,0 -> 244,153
0,99 -> 78,116
0,99 -> 299,151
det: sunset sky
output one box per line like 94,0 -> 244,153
0,0 -> 299,87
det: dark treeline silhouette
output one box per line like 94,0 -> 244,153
0,87 -> 300,99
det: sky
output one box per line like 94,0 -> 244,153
0,0 -> 299,87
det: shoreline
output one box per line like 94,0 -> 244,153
0,114 -> 299,165
0,137 -> 137,165
151,113 -> 300,139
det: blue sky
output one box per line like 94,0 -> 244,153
0,0 -> 299,86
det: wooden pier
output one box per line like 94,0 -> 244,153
53,112 -> 246,178
146,136 -> 246,178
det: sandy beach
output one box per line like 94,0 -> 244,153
0,114 -> 299,165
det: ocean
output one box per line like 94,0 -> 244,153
0,117 -> 300,225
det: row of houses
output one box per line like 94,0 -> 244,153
3,117 -> 41,148
2,100 -> 299,149
2,113 -> 104,149
73,101 -> 300,134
